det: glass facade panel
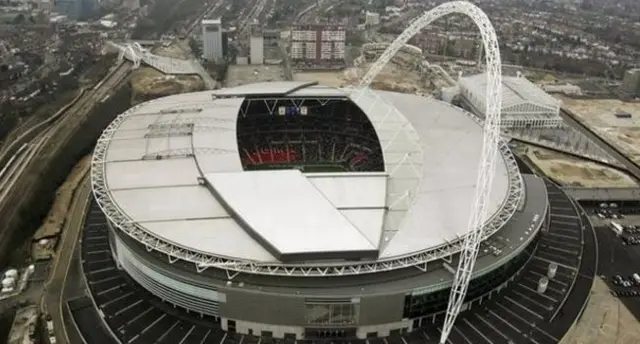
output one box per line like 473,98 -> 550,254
305,302 -> 359,326
403,235 -> 538,319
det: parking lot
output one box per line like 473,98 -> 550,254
590,221 -> 640,320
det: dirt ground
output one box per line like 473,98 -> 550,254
557,96 -> 640,165
153,44 -> 189,59
32,155 -> 91,241
31,154 -> 90,260
295,63 -> 435,95
226,65 -> 286,87
518,145 -> 637,188
294,71 -> 349,88
131,67 -> 204,103
561,278 -> 640,344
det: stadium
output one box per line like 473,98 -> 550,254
83,79 -> 558,341
77,3 -> 595,343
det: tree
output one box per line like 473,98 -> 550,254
188,37 -> 201,58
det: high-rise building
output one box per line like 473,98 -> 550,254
365,12 -> 380,26
123,0 -> 140,11
55,0 -> 97,20
249,23 -> 264,65
55,0 -> 81,19
79,0 -> 98,18
202,19 -> 224,62
290,25 -> 346,68
621,68 -> 640,98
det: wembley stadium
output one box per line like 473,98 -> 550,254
82,80 -> 558,342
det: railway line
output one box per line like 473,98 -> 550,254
237,0 -> 268,48
183,0 -> 227,38
0,61 -> 131,230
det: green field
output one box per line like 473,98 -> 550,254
246,163 -> 348,173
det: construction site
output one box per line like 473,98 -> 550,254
514,143 -> 638,188
130,67 -> 204,104
293,42 -> 451,94
225,64 -> 287,87
558,96 -> 640,165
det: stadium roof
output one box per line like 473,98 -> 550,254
459,73 -> 561,111
205,170 -> 379,261
94,82 -> 521,270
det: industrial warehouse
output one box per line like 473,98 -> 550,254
77,80 -> 595,344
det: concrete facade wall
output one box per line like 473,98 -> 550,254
250,36 -> 264,65
358,293 -> 405,325
219,289 -> 306,326
202,22 -> 223,61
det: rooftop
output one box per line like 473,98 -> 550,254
204,170 -> 380,261
93,82 -> 521,272
202,18 -> 221,25
459,73 -> 561,111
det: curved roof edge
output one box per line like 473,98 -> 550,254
211,81 -> 319,97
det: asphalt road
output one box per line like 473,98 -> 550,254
45,176 -> 91,344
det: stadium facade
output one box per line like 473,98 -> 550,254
91,81 -> 549,340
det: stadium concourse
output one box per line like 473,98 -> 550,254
74,81 -> 596,344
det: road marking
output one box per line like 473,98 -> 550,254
540,244 -> 579,256
178,325 -> 195,344
550,213 -> 578,220
511,289 -> 550,311
533,256 -> 577,271
96,283 -> 126,296
488,309 -> 521,333
199,329 -> 211,344
545,232 -> 579,241
115,299 -> 142,316
157,320 -> 179,342
453,325 -> 472,344
464,317 -> 494,343
119,306 -> 154,332
503,295 -> 544,319
138,312 -> 166,336
520,284 -> 557,303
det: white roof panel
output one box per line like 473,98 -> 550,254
459,73 -> 560,110
106,159 -> 201,190
111,186 -> 229,223
205,170 -> 378,259
372,92 -> 510,256
340,209 -> 385,249
306,173 -> 387,209
146,219 -> 276,261
106,136 -> 193,162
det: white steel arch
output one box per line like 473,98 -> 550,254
359,2 -> 502,343
116,43 -> 143,68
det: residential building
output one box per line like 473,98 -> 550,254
621,68 -> 640,98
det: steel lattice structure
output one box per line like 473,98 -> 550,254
358,2 -> 502,343
115,42 -> 144,68
110,41 -> 199,75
